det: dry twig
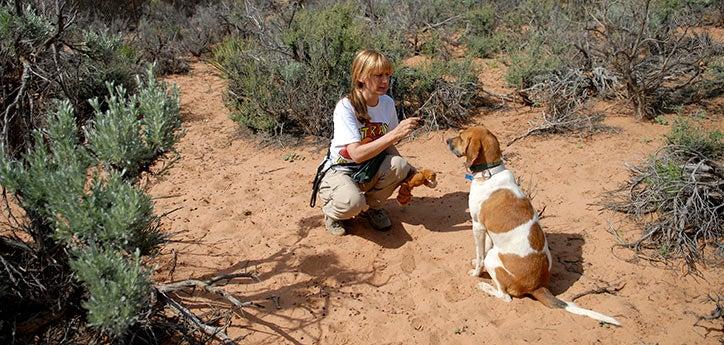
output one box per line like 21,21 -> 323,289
571,282 -> 626,302
156,272 -> 269,344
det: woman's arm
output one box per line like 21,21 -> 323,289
345,117 -> 420,163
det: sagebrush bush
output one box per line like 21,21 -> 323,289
463,4 -> 506,58
604,117 -> 723,270
86,84 -> 148,174
134,1 -> 190,75
466,32 -> 508,58
1,66 -> 177,339
87,65 -> 181,177
215,2 -> 390,137
392,58 -> 480,129
505,43 -> 562,89
215,1 -> 484,138
135,66 -> 182,156
70,247 -> 151,337
666,117 -> 723,157
584,0 -> 719,119
0,3 -> 140,155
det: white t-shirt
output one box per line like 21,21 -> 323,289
328,95 -> 398,167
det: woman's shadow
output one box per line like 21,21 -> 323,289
347,191 -> 470,248
392,191 -> 471,232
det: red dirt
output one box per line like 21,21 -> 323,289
147,62 -> 723,344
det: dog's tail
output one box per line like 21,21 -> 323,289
529,287 -> 620,326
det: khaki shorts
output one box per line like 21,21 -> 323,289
317,155 -> 411,220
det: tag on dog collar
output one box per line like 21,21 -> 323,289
464,173 -> 473,182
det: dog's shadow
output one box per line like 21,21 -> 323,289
546,232 -> 585,295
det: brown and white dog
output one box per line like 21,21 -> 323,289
447,126 -> 619,326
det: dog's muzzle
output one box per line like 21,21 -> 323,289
446,137 -> 463,157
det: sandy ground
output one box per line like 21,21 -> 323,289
146,62 -> 724,345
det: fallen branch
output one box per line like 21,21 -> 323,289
570,282 -> 626,302
158,272 -> 262,308
695,294 -> 722,324
158,290 -> 235,345
156,272 -> 270,343
693,294 -> 723,337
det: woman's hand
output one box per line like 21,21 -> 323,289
346,117 -> 422,163
392,117 -> 422,140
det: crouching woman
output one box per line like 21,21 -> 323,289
311,49 -> 420,236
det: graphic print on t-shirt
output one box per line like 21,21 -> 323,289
338,122 -> 389,162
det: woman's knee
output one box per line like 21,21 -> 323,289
324,187 -> 368,219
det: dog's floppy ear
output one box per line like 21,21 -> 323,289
465,135 -> 484,167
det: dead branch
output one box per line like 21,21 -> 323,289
3,59 -> 31,147
156,272 -> 267,344
693,294 -> 723,337
158,290 -> 236,345
570,282 -> 626,302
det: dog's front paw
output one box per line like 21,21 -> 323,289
468,268 -> 482,277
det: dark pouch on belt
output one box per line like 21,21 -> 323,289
350,152 -> 387,184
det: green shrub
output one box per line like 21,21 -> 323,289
135,66 -> 182,156
52,170 -> 163,255
465,4 -> 496,37
605,114 -> 723,269
0,4 -> 141,155
86,65 -> 181,177
1,101 -> 91,226
666,117 -> 723,157
505,44 -> 562,89
1,97 -> 169,338
392,58 -> 480,129
466,32 -> 508,58
70,247 -> 151,337
86,83 -> 148,174
215,2 -> 389,137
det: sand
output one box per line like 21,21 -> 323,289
146,62 -> 723,345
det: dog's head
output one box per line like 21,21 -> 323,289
446,126 -> 502,168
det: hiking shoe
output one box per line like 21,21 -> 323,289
325,216 -> 346,236
362,208 -> 392,231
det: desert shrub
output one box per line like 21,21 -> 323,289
214,2 -> 392,137
462,3 -> 509,58
514,67 -> 617,139
604,118 -> 723,270
133,1 -> 190,75
376,0 -> 464,56
505,41 -> 563,89
135,66 -> 182,155
180,2 -> 230,57
0,2 -> 140,156
583,0 -> 720,119
70,247 -> 152,336
70,0 -> 149,23
0,64 -> 178,340
86,65 -> 181,178
466,32 -> 508,58
215,1 -> 484,138
666,117 -> 723,157
0,101 -> 160,339
391,58 -> 480,129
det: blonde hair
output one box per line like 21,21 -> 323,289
348,49 -> 393,122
